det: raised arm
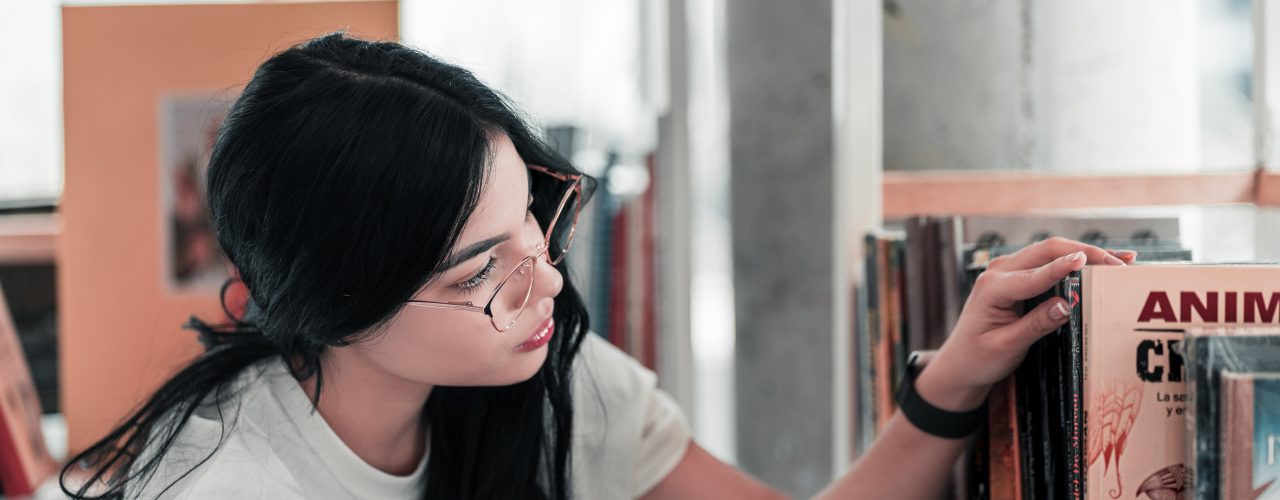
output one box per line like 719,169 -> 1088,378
642,238 -> 1130,500
816,238 -> 1129,499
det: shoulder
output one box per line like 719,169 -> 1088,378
131,433 -> 306,499
127,361 -> 308,499
571,333 -> 692,498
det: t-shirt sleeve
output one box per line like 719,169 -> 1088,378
634,382 -> 692,495
573,334 -> 691,498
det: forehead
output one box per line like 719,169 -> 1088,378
455,133 -> 528,244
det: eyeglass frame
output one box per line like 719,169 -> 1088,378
402,164 -> 586,332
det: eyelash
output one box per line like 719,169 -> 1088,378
453,207 -> 536,295
456,256 -> 498,294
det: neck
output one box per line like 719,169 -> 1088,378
298,352 -> 432,476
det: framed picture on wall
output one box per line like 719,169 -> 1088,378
158,93 -> 235,294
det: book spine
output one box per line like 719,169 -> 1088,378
0,406 -> 35,496
607,204 -> 629,350
861,234 -> 880,447
1081,267 -> 1094,500
875,237 -> 895,431
971,414 -> 990,500
1185,336 -> 1210,500
889,240 -> 907,398
936,217 -> 963,342
1221,373 -> 1254,500
905,217 -> 928,357
1015,337 -> 1042,499
1063,272 -> 1085,500
1038,322 -> 1060,500
988,376 -> 1021,500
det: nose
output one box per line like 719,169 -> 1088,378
532,247 -> 564,302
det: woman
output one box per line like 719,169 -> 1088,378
61,33 -> 1129,499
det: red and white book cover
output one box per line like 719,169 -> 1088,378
1082,264 -> 1280,500
0,284 -> 56,495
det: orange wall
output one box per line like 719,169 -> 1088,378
60,1 -> 398,453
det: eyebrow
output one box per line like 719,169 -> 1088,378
440,233 -> 511,271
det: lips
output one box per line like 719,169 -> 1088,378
515,316 -> 555,352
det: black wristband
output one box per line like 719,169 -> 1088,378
896,358 -> 986,439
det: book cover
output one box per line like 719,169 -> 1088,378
1082,265 -> 1280,500
0,283 -> 56,496
1220,372 -> 1280,500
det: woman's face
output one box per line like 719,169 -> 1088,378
341,132 -> 564,387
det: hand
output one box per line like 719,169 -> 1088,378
914,237 -> 1129,412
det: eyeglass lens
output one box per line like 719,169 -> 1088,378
489,180 -> 581,330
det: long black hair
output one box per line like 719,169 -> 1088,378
60,32 -> 594,499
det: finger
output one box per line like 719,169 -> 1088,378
1108,249 -> 1138,264
984,250 -> 1086,302
988,297 -> 1072,354
990,237 -> 1122,271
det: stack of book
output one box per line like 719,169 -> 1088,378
979,263 -> 1280,500
856,215 -> 1187,456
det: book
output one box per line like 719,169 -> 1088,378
1006,265 -> 1280,499
988,376 -> 1023,500
855,216 -> 1197,498
1081,265 -> 1280,500
857,234 -> 880,455
1018,273 -> 1079,500
1185,328 -> 1280,499
0,283 -> 56,496
1220,372 -> 1280,500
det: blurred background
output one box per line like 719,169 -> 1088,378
0,0 -> 1273,497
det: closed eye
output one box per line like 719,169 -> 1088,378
454,256 -> 498,294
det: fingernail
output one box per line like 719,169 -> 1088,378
1063,251 -> 1086,263
1104,254 -> 1126,266
1111,249 -> 1137,258
1050,302 -> 1070,320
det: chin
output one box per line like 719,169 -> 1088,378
501,345 -> 550,385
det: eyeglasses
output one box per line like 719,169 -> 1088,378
404,164 -> 590,332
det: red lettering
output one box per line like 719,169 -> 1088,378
1226,291 -> 1238,323
1181,291 -> 1218,323
1138,292 -> 1177,322
1245,292 -> 1280,323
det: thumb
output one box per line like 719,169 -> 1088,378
994,297 -> 1072,353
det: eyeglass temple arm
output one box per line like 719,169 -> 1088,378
405,301 -> 485,312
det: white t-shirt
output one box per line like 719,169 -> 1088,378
126,334 -> 690,499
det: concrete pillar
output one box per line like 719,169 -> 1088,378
727,1 -> 835,496
653,0 -> 699,436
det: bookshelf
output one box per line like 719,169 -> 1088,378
884,169 -> 1280,218
839,2 -> 1280,498
0,214 -> 58,265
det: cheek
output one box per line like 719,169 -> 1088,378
356,309 -> 547,386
